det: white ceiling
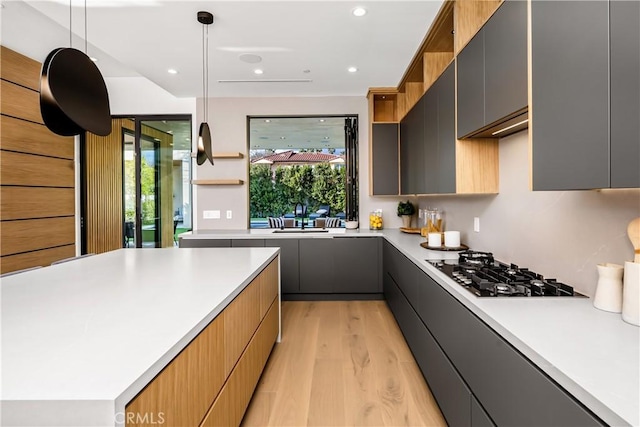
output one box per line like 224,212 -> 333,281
1,0 -> 444,99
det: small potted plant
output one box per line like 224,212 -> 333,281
397,200 -> 415,228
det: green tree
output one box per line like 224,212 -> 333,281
249,164 -> 275,218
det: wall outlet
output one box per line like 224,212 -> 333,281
212,210 -> 221,219
474,217 -> 480,233
226,210 -> 232,219
203,210 -> 214,219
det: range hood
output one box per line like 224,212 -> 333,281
461,108 -> 528,139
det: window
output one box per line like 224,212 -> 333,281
248,115 -> 358,228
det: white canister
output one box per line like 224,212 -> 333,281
428,232 -> 442,247
593,263 -> 624,313
444,231 -> 461,248
622,261 -> 640,326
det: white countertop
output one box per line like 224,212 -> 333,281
182,228 -> 639,426
0,247 -> 279,427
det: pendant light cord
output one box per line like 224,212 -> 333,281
205,23 -> 209,123
84,0 -> 88,54
69,0 -> 72,47
202,24 -> 206,123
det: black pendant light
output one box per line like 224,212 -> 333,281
40,0 -> 111,137
197,11 -> 214,166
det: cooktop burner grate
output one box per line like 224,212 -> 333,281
429,251 -> 586,298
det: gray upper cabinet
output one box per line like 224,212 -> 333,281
400,96 -> 426,194
484,0 -> 528,127
610,0 -> 640,188
423,83 -> 439,194
457,0 -> 527,139
531,1 -> 610,190
371,123 -> 399,195
457,30 -> 485,139
423,62 -> 457,194
435,63 -> 457,194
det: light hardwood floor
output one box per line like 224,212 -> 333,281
241,301 -> 447,427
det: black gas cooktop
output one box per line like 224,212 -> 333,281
429,250 -> 586,298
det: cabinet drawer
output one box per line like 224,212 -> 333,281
201,300 -> 279,427
125,314 -> 226,427
418,271 -> 603,426
385,273 -> 471,427
383,241 -> 419,305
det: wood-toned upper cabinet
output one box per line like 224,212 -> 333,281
457,0 -> 527,139
531,1 -> 610,190
371,123 -> 399,195
610,0 -> 640,188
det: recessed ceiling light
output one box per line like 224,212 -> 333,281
264,119 -> 271,123
167,69 -> 178,74
280,136 -> 286,140
90,57 -> 98,62
352,7 -> 367,17
254,69 -> 264,75
239,53 -> 262,64
319,119 -> 325,122
348,67 -> 358,73
324,136 -> 330,140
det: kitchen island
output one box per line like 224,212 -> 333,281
180,229 -> 639,427
1,247 -> 280,426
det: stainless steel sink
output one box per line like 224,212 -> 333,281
271,229 -> 329,233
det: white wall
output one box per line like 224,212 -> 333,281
413,131 -> 639,296
106,77 -> 196,117
194,96 -> 405,230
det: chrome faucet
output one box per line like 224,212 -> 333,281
294,202 -> 306,230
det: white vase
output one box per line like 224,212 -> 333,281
593,263 -> 624,313
401,215 -> 412,228
622,261 -> 640,326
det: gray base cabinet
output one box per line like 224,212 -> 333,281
383,241 -> 604,427
299,239 -> 336,293
179,239 -> 231,248
265,239 -> 299,294
231,239 -> 265,247
333,237 -> 381,293
300,237 -> 381,294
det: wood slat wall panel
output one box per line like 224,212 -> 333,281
0,245 -> 75,274
0,150 -> 74,187
84,120 -> 124,254
0,46 -> 76,272
1,187 -> 74,220
1,217 -> 75,256
0,46 -> 40,90
1,80 -> 43,124
0,115 -> 74,159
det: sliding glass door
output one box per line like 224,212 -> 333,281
121,116 -> 192,248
